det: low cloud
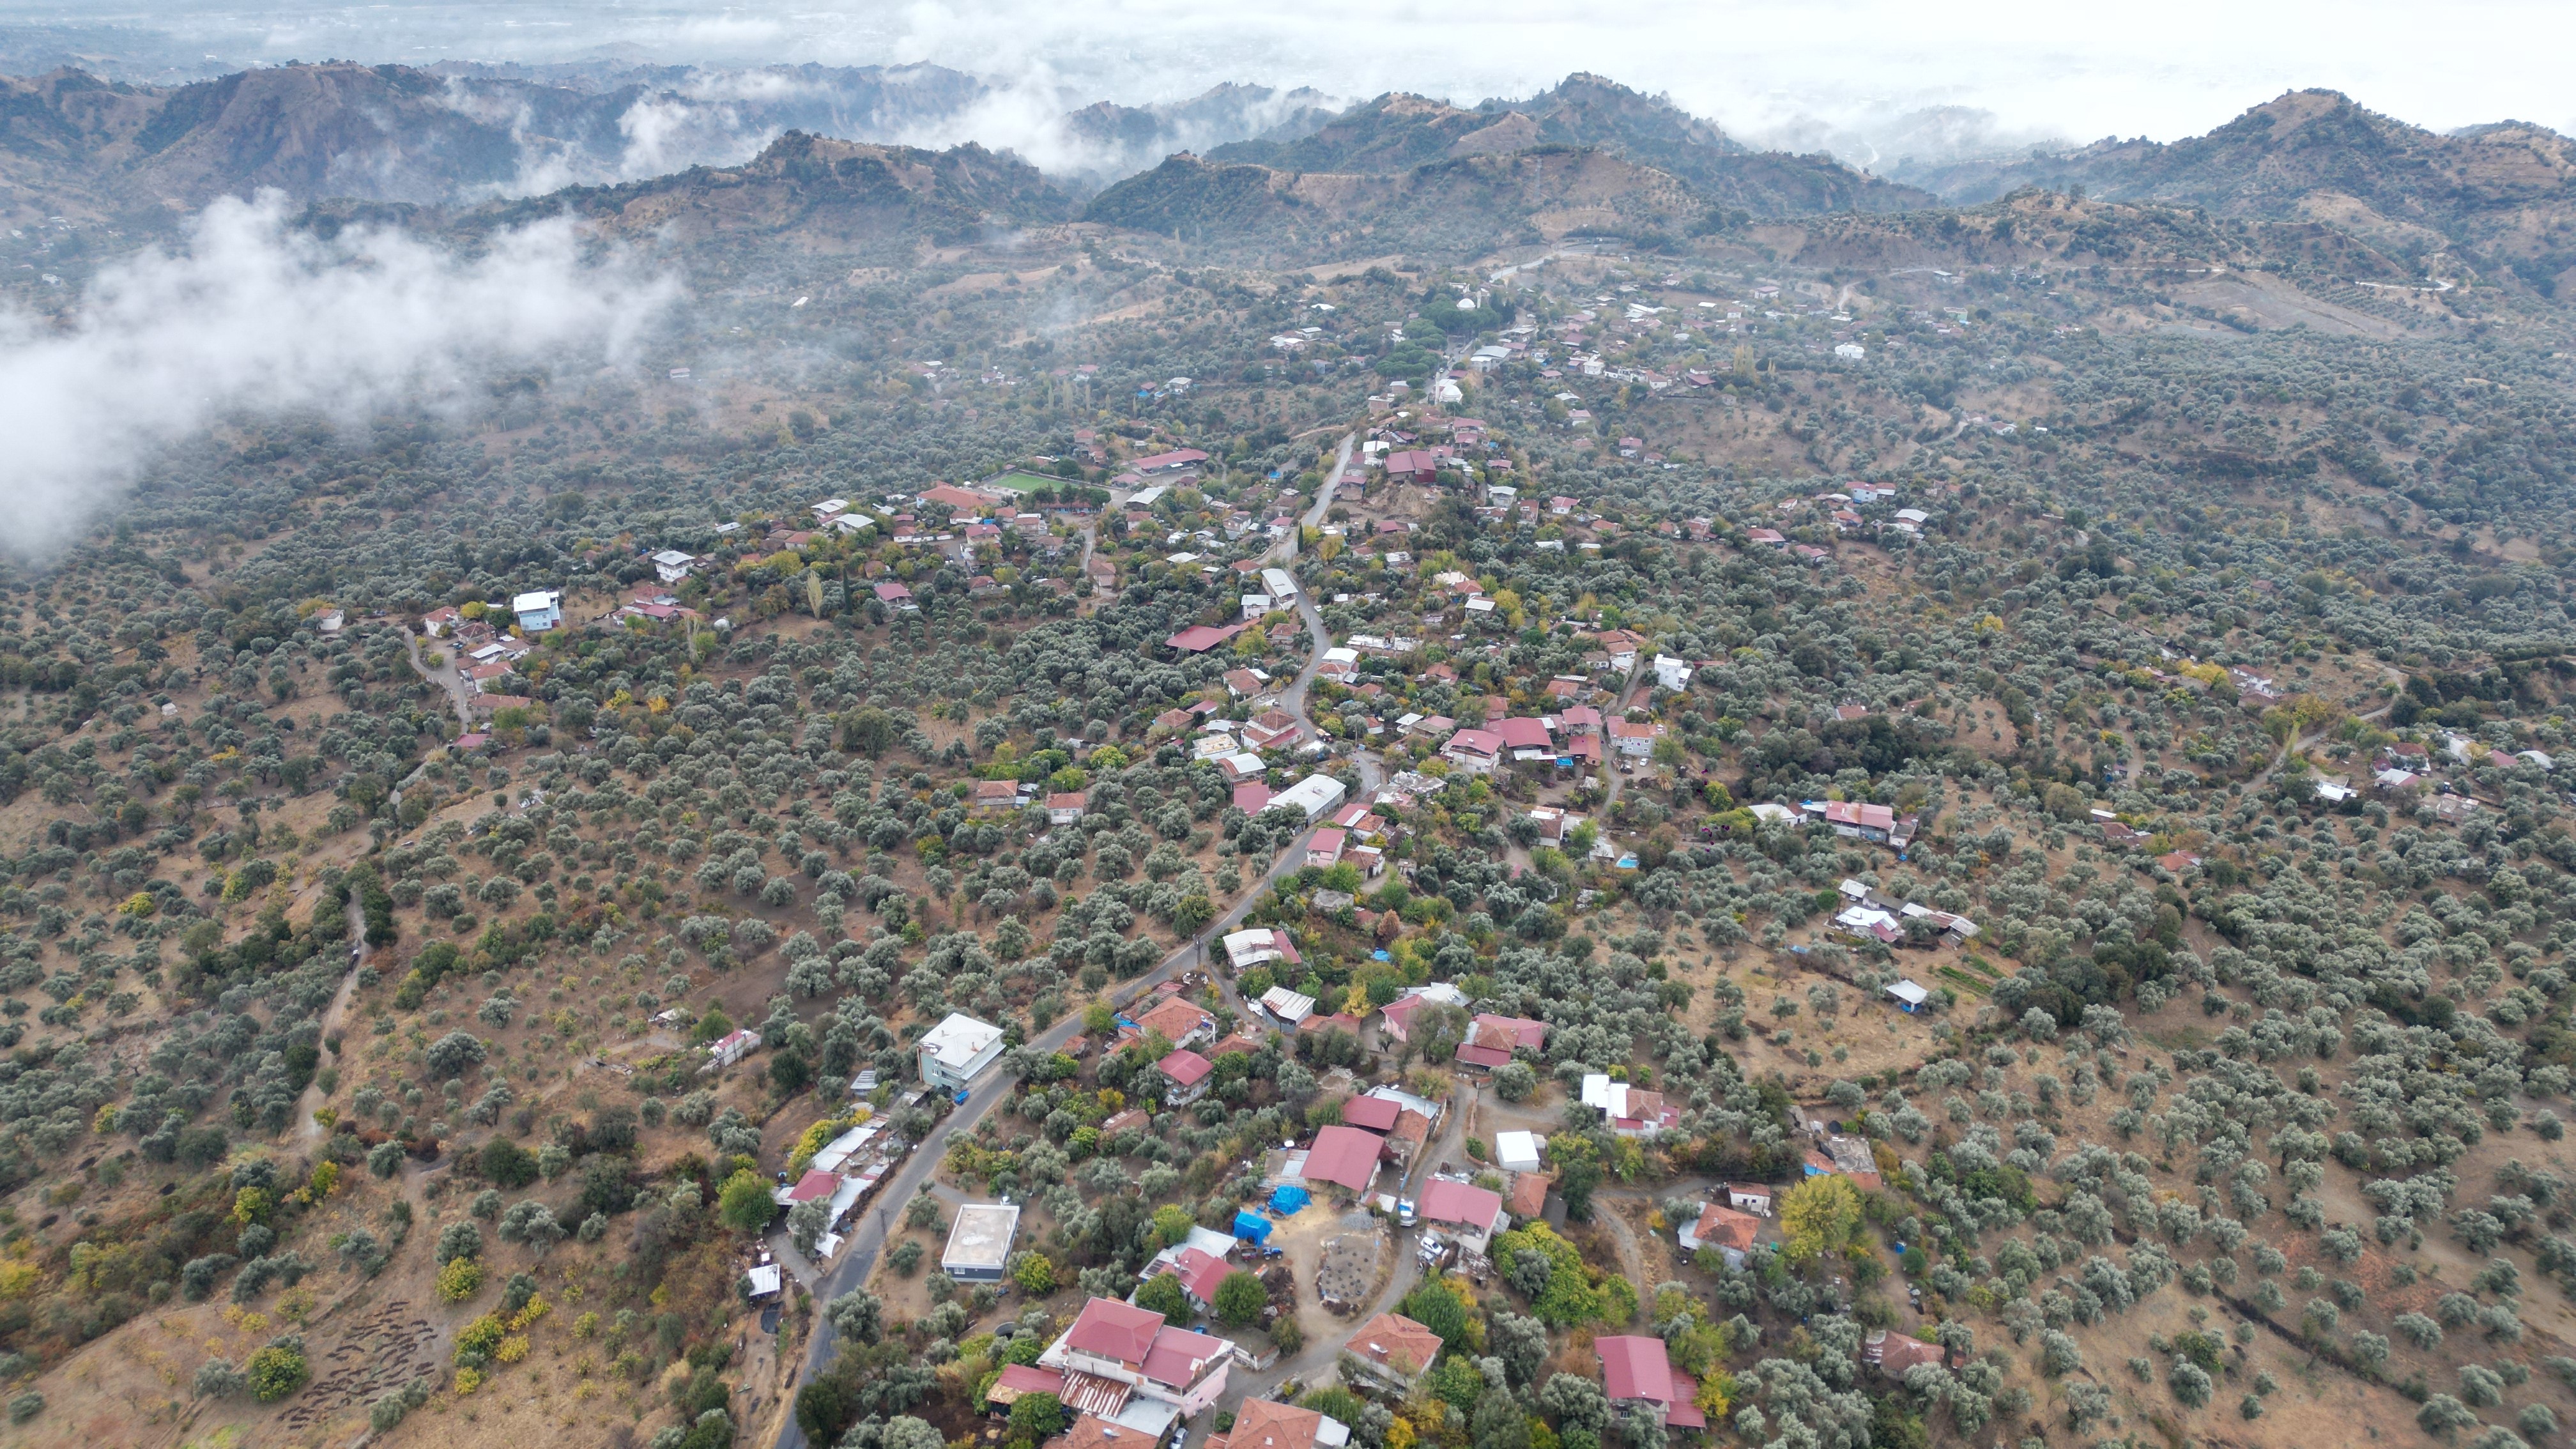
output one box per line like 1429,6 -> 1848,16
0,194 -> 682,557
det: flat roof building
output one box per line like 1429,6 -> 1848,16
943,1202 -> 1023,1282
919,1013 -> 1009,1091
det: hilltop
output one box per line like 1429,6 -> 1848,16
1913,90 -> 2576,291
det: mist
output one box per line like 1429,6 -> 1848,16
0,194 -> 682,558
7,0 -> 2568,167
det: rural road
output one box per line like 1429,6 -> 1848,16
772,431 -> 1377,1449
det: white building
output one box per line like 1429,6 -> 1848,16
512,590 -> 564,633
1261,567 -> 1301,601
918,1013 -> 1008,1092
651,550 -> 697,584
1271,774 -> 1348,822
1493,1130 -> 1543,1173
942,1203 -> 1022,1282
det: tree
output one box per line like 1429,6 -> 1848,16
1135,1271 -> 1190,1321
1152,1203 -> 1196,1248
788,1199 -> 831,1256
480,1138 -> 537,1188
1540,1374 -> 1611,1434
1213,1269 -> 1269,1326
883,1416 -> 945,1449
718,1169 -> 776,1234
426,1031 -> 488,1078
194,1358 -> 246,1398
245,1339 -> 309,1402
1013,1252 -> 1059,1295
1009,1392 -> 1070,1440
1472,1386 -> 1532,1449
1781,1175 -> 1864,1263
1492,1061 -> 1537,1102
824,1290 -> 883,1346
498,1200 -> 564,1255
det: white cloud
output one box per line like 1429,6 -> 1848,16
0,194 -> 682,557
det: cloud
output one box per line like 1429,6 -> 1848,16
0,194 -> 682,558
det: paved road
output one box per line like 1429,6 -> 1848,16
772,433 -> 1365,1449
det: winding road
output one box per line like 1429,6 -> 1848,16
769,434 -> 1372,1449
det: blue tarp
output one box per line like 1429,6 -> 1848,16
1232,1211 -> 1273,1243
1269,1184 -> 1312,1215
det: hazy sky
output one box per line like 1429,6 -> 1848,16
4,0 -> 2570,157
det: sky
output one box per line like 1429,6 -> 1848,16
1,0 -> 2571,161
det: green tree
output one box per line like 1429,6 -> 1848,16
1781,1175 -> 1864,1263
717,1170 -> 776,1234
1009,1392 -> 1070,1439
1213,1270 -> 1268,1326
246,1340 -> 310,1402
1135,1271 -> 1190,1321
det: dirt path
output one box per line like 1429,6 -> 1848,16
294,896 -> 372,1145
403,629 -> 474,730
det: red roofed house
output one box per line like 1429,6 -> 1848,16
1298,1125 -> 1385,1195
986,1363 -> 1068,1409
1454,1014 -> 1547,1071
1344,1313 -> 1445,1393
1133,995 -> 1216,1050
1416,1179 -> 1507,1252
1339,1096 -> 1401,1135
1867,1331 -> 1947,1376
1233,781 -> 1274,814
1441,728 -> 1505,774
1305,827 -> 1348,868
972,779 -> 1022,814
1383,449 -> 1438,484
1167,621 -> 1251,654
1378,985 -> 1466,1044
1678,1202 -> 1762,1268
1596,1335 -> 1704,1429
1131,448 -> 1211,473
1495,716 -> 1555,759
1807,799 -> 1898,843
1039,1296 -> 1232,1416
1048,792 -> 1088,827
1208,1399 -> 1344,1449
783,1169 -> 838,1204
1149,1245 -> 1233,1312
1158,1049 -> 1214,1105
1243,709 -> 1306,751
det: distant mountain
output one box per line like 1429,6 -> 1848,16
1083,145 -> 1708,263
470,130 -> 1073,256
1052,82 -> 1340,194
1211,80 -> 1930,218
1914,90 -> 2576,289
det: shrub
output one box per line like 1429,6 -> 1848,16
436,1257 -> 484,1303
194,1358 -> 245,1398
246,1340 -> 309,1402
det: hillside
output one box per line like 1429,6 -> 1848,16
1083,145 -> 1710,263
470,130 -> 1075,256
1213,82 -> 1932,218
1914,90 -> 2576,291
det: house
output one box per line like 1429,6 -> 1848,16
651,549 -> 697,583
1223,928 -> 1300,971
1580,1076 -> 1681,1137
1272,774 -> 1347,821
1455,1014 -> 1546,1070
918,1014 -> 1008,1091
985,1363 -> 1070,1411
1383,449 -> 1438,483
1259,986 -> 1318,1026
512,590 -> 564,633
1416,1179 -> 1506,1253
942,1203 -> 1022,1282
1678,1202 -> 1761,1268
1296,1125 -> 1385,1195
1344,1313 -> 1445,1393
1725,1183 -> 1774,1216
1049,793 -> 1089,827
1377,984 -> 1466,1043
420,606 -> 463,637
873,581 -> 918,611
1650,656 -> 1694,691
1243,710 -> 1306,751
1805,799 -> 1899,843
1223,668 -> 1274,701
1495,716 -> 1555,761
1885,979 -> 1931,1013
971,779 -> 1023,814
1158,1050 -> 1214,1106
1144,1244 -> 1232,1312
1867,1332 -> 1946,1376
1441,728 -> 1504,774
1596,1336 -> 1703,1429
1305,828 -> 1348,869
1133,995 -> 1217,1051
1131,448 -> 1211,474
1232,781 -> 1273,815
1208,1399 -> 1348,1449
1165,622 -> 1250,654
707,1029 -> 762,1067
1607,720 -> 1661,758
1038,1296 -> 1234,1420
1494,1130 -> 1544,1174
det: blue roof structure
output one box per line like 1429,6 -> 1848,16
1232,1211 -> 1273,1243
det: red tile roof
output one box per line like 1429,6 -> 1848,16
1158,1049 -> 1213,1088
1063,1296 -> 1164,1364
1215,1399 -> 1327,1449
1301,1125 -> 1384,1192
1596,1335 -> 1702,1427
1418,1179 -> 1504,1234
1339,1096 -> 1402,1133
1140,1324 -> 1230,1389
1348,1313 -> 1444,1379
